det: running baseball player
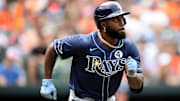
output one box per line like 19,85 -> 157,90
40,1 -> 144,101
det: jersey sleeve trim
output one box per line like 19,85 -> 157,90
54,40 -> 62,58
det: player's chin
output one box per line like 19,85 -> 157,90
117,32 -> 126,39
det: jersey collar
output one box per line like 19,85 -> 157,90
92,31 -> 124,51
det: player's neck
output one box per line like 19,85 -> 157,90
98,31 -> 119,49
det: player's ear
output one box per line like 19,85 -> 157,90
100,21 -> 107,27
100,21 -> 107,31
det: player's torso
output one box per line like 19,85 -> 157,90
70,31 -> 128,99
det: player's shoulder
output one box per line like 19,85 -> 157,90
77,32 -> 92,41
59,32 -> 91,42
124,38 -> 133,43
123,38 -> 136,46
70,32 -> 95,47
74,32 -> 95,50
75,32 -> 93,44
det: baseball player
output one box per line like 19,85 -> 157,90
40,1 -> 144,101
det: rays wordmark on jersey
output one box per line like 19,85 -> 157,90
85,55 -> 126,77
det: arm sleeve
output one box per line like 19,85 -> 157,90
127,40 -> 142,73
54,34 -> 82,59
126,40 -> 144,93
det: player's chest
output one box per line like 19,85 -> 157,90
88,47 -> 127,60
85,48 -> 127,77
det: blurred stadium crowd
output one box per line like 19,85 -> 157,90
0,0 -> 180,93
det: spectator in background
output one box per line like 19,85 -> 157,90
12,0 -> 25,31
0,31 -> 8,62
0,47 -> 26,87
0,1 -> 12,31
26,16 -> 47,85
162,0 -> 180,31
158,39 -> 180,86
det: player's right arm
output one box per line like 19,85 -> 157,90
40,42 -> 57,100
40,34 -> 83,100
44,42 -> 57,79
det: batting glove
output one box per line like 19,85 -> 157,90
126,56 -> 138,78
40,79 -> 57,100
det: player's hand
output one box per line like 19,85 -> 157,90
126,56 -> 137,78
40,79 -> 57,100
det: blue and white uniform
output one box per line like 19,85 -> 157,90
54,31 -> 142,101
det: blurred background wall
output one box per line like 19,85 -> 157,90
0,0 -> 180,101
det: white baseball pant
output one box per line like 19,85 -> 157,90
68,89 -> 116,101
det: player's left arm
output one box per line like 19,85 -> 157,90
125,40 -> 144,93
126,66 -> 144,93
